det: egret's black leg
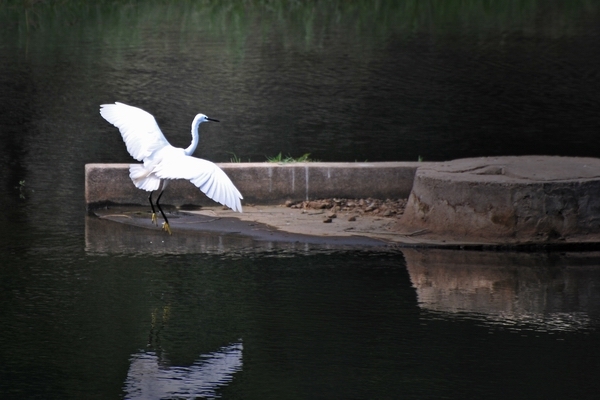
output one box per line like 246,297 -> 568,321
156,189 -> 171,234
148,192 -> 158,225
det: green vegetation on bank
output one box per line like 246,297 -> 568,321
2,0 -> 598,49
227,152 -> 315,163
266,152 -> 314,163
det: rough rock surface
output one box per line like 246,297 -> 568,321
399,156 -> 600,241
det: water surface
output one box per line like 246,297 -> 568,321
2,1 -> 600,398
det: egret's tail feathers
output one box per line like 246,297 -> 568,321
129,164 -> 161,192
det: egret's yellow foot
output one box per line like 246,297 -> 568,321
151,212 -> 158,226
162,222 -> 172,235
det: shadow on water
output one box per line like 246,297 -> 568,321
85,207 -> 392,256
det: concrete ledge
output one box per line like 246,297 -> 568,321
86,157 -> 600,248
85,162 -> 424,207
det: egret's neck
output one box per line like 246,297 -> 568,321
184,115 -> 203,156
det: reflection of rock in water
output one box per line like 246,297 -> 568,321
403,249 -> 600,331
124,342 -> 243,399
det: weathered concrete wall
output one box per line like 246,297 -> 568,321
85,162 -> 423,208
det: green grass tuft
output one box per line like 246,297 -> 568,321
266,152 -> 314,163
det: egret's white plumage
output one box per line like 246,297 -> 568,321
100,102 -> 242,233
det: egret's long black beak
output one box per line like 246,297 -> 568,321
207,117 -> 220,122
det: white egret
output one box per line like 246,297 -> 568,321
100,102 -> 243,234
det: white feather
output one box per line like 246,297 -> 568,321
100,102 -> 243,212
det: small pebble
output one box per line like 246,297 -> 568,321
323,218 -> 332,223
348,216 -> 357,221
309,201 -> 327,209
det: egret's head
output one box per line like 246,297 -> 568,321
196,113 -> 220,123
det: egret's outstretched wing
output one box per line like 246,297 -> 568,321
100,102 -> 170,161
153,154 -> 243,212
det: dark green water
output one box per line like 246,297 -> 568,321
2,1 -> 600,398
2,239 -> 600,399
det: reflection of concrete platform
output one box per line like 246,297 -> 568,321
403,248 -> 600,331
